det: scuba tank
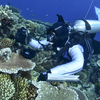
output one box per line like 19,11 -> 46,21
72,19 -> 100,34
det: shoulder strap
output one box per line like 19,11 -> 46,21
53,43 -> 72,59
53,34 -> 78,59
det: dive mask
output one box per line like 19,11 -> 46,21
47,32 -> 57,42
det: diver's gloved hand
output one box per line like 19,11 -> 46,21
15,27 -> 32,45
38,72 -> 47,81
38,70 -> 51,81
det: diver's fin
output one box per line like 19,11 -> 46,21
47,73 -> 80,82
57,14 -> 65,23
94,6 -> 100,20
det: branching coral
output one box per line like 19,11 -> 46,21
0,49 -> 36,74
11,76 -> 29,100
0,5 -> 19,24
0,38 -> 15,48
26,84 -> 38,99
0,73 -> 15,100
11,76 -> 38,100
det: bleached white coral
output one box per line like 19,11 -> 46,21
0,47 -> 12,60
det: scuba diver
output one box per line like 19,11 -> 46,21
15,14 -> 100,81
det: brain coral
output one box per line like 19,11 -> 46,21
0,49 -> 36,74
0,73 -> 15,100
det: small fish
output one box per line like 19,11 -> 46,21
7,2 -> 10,6
27,8 -> 29,10
32,14 -> 35,16
31,10 -> 33,12
46,14 -> 48,16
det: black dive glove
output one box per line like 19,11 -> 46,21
38,70 -> 51,81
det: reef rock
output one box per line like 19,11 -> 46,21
32,81 -> 79,100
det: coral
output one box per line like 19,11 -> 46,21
32,50 -> 56,73
0,5 -> 48,40
0,47 -> 12,61
11,76 -> 29,100
70,87 -> 88,100
98,54 -> 100,58
11,76 -> 38,100
0,73 -> 15,100
83,90 -> 97,100
29,70 -> 40,81
26,84 -> 38,100
77,71 -> 87,83
26,20 -> 47,39
0,5 -> 18,24
0,49 -> 36,74
0,5 -> 19,38
97,60 -> 100,67
90,54 -> 98,66
0,38 -> 15,48
32,81 -> 79,100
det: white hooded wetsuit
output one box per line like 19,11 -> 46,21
29,39 -> 84,76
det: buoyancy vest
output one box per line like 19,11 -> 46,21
53,33 -> 93,64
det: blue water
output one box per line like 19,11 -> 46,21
0,0 -> 100,24
1,0 -> 100,40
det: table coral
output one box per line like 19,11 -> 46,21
0,49 -> 36,74
0,73 -> 15,100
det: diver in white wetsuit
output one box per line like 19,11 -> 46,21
15,14 -> 94,81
